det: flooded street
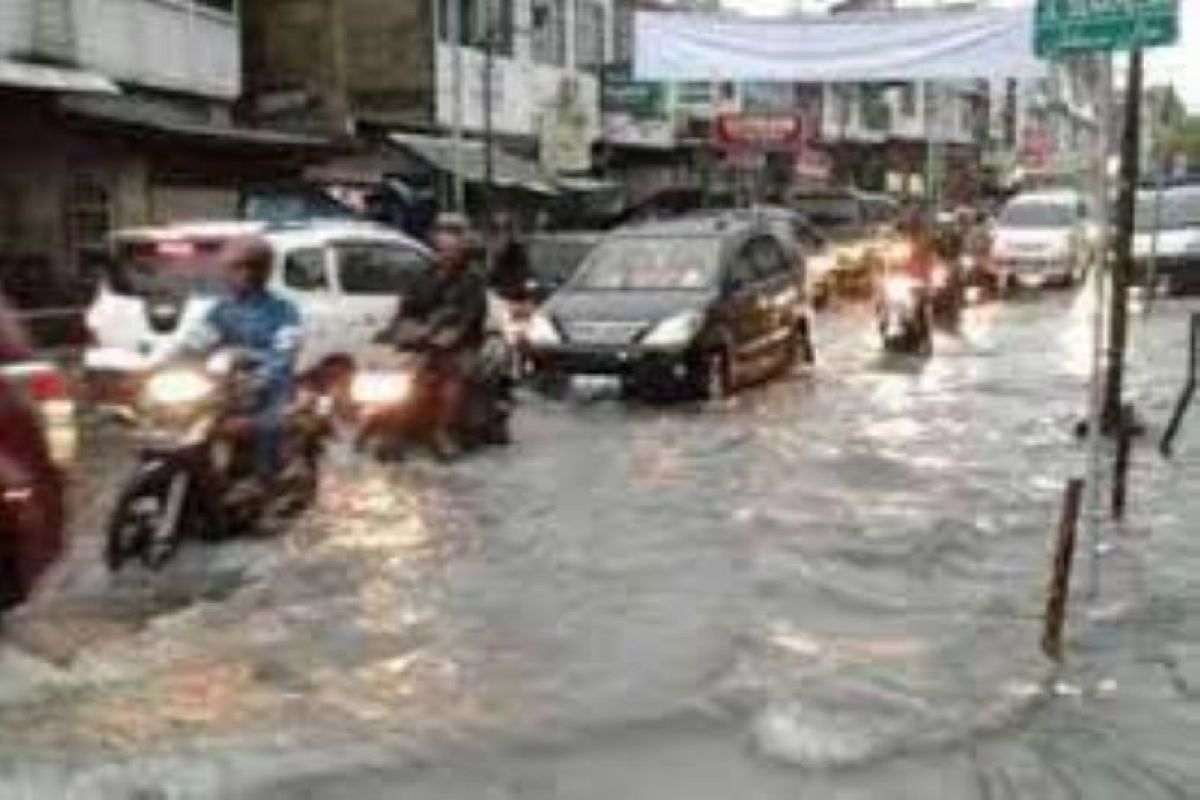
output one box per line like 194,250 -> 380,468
4,289 -> 1200,799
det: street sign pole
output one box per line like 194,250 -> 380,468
1103,47 -> 1143,432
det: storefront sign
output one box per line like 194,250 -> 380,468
713,114 -> 806,153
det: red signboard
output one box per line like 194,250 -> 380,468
713,114 -> 806,153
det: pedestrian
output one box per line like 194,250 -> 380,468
489,213 -> 533,302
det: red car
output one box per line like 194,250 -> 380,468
0,297 -> 71,610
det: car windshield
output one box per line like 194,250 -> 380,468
792,196 -> 861,228
573,237 -> 720,291
1136,191 -> 1200,231
107,239 -> 232,297
999,201 -> 1076,229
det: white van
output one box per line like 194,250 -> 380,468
84,220 -> 440,408
991,190 -> 1094,288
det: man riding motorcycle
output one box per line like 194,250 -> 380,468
383,216 -> 493,457
182,236 -> 302,492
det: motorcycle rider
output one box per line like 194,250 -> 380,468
387,215 -> 490,457
186,236 -> 302,491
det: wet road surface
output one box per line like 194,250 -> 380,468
3,288 -> 1200,798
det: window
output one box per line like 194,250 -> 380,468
532,0 -> 567,66
336,244 -> 429,295
900,85 -> 917,118
727,249 -> 758,291
284,249 -> 329,292
574,238 -> 720,291
575,1 -> 606,72
438,0 -> 514,55
747,238 -> 788,281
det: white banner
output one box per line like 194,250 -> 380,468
634,8 -> 1045,83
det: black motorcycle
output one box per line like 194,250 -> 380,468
350,324 -> 513,460
877,275 -> 933,356
928,261 -> 965,326
105,350 -> 330,571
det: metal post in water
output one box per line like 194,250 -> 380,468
1112,404 -> 1134,520
1160,312 -> 1200,457
1043,478 -> 1085,663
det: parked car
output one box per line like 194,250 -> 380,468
991,189 -> 1095,289
1133,186 -> 1200,295
527,216 -> 814,400
84,220 -> 437,411
0,297 -> 71,611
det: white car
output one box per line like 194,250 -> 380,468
84,220 -> 486,409
991,190 -> 1095,289
1133,186 -> 1200,296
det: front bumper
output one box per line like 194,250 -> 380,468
531,344 -> 694,385
993,257 -> 1075,284
1132,256 -> 1200,293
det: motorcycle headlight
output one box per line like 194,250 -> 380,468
931,265 -> 950,289
883,276 -> 920,305
144,369 -> 214,407
643,311 -> 703,349
527,313 -> 561,347
350,370 -> 414,407
887,242 -> 913,264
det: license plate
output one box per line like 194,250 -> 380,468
571,375 -> 620,392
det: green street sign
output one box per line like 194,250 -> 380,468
602,65 -> 667,120
1035,0 -> 1180,57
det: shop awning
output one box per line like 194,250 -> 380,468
388,132 -> 557,195
59,94 -> 332,149
0,60 -> 119,95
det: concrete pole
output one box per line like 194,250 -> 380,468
1084,52 -> 1112,601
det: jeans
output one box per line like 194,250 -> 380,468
253,378 -> 291,481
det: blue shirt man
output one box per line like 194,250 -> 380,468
192,236 -> 302,480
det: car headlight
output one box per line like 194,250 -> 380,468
350,370 -> 415,407
527,313 -> 561,347
144,369 -> 214,407
643,311 -> 703,349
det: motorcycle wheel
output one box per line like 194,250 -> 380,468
105,466 -> 192,572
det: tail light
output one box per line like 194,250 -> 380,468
26,369 -> 69,405
2,363 -> 78,467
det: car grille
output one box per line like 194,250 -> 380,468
566,321 -> 647,346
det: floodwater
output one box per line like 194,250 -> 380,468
2,288 -> 1200,799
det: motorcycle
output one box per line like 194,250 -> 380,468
928,261 -> 965,326
877,274 -> 933,356
105,349 -> 330,572
350,324 -> 514,461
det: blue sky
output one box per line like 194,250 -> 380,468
719,0 -> 1200,111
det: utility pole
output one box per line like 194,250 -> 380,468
1103,47 -> 1143,432
482,1 -> 496,269
449,0 -> 466,212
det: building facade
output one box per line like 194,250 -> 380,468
244,0 -> 611,217
1,0 -> 320,312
